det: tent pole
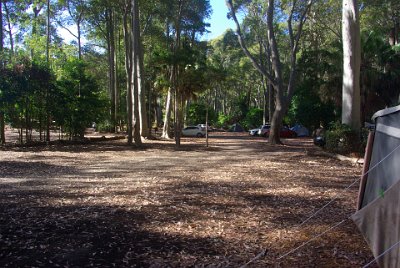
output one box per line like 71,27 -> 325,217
357,130 -> 375,210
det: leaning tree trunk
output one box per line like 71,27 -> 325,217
342,0 -> 361,132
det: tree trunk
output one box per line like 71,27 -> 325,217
137,31 -> 149,138
342,0 -> 361,132
123,2 -> 133,144
161,88 -> 173,139
173,1 -> 183,146
131,0 -> 142,145
46,0 -> 51,142
4,2 -> 13,56
107,8 -> 117,133
0,0 -> 5,144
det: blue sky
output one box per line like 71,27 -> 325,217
203,0 -> 236,40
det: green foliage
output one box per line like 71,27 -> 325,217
217,113 -> 233,129
186,103 -> 217,126
231,94 -> 249,124
54,59 -> 109,137
325,122 -> 361,155
242,108 -> 263,129
287,86 -> 336,131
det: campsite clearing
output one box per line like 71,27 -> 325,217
0,133 -> 375,267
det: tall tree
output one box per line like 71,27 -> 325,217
227,0 -> 313,144
0,0 -> 5,144
131,0 -> 142,145
342,0 -> 361,131
56,0 -> 87,60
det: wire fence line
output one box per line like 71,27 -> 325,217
240,142 -> 400,265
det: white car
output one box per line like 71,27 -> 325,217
257,124 -> 271,137
249,126 -> 261,136
182,126 -> 206,137
197,124 -> 212,131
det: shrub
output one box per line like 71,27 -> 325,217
325,122 -> 361,155
242,108 -> 263,130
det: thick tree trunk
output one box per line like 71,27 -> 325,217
342,0 -> 361,132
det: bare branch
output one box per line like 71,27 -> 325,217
226,0 -> 276,87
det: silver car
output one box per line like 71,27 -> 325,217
182,126 -> 206,137
257,124 -> 271,137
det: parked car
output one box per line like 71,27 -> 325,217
263,126 -> 297,138
249,126 -> 262,136
197,124 -> 212,132
257,124 -> 271,136
182,126 -> 206,137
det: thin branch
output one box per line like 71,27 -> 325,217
226,0 -> 276,87
55,20 -> 78,39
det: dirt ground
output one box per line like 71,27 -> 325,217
0,132 -> 375,267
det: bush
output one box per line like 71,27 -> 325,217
216,113 -> 233,129
325,122 -> 361,155
242,108 -> 263,130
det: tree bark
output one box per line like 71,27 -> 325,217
227,0 -> 312,144
131,0 -> 142,145
342,0 -> 361,131
3,2 -> 13,56
46,0 -> 51,142
161,88 -> 173,139
0,0 -> 5,144
107,8 -> 117,132
123,1 -> 133,144
137,29 -> 149,138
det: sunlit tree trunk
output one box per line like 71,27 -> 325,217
162,88 -> 173,139
342,0 -> 361,131
137,32 -> 149,138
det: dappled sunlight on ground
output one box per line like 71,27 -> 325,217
0,132 -> 375,267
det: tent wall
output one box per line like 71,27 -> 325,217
360,111 -> 400,208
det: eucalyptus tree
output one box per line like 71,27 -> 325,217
158,0 -> 211,145
56,0 -> 88,60
342,0 -> 361,131
122,0 -> 142,145
361,0 -> 400,46
85,0 -> 120,132
227,0 -> 314,144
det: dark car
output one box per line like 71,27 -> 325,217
264,126 -> 297,138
